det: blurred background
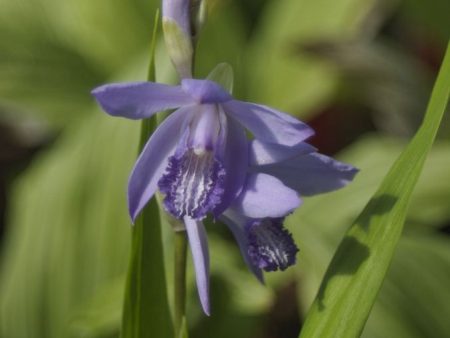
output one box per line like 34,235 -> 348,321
0,0 -> 449,337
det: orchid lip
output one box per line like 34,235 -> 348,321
158,105 -> 227,220
246,218 -> 299,272
158,149 -> 226,220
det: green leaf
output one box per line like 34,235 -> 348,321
362,233 -> 450,338
287,136 -> 450,338
69,278 -> 124,338
178,317 -> 188,338
121,197 -> 172,338
0,113 -> 138,338
299,41 -> 450,338
0,0 -> 158,126
120,11 -> 174,338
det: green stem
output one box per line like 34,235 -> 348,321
172,12 -> 198,338
174,230 -> 188,338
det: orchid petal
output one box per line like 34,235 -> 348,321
231,173 -> 302,218
214,112 -> 248,216
92,82 -> 193,119
259,153 -> 358,196
184,216 -> 210,315
181,79 -> 232,103
220,212 -> 264,282
250,140 -> 316,166
128,107 -> 194,222
223,100 -> 314,146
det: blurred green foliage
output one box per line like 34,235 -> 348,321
0,0 -> 449,338
299,44 -> 450,337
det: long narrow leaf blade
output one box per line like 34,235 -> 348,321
121,10 -> 173,338
299,41 -> 450,338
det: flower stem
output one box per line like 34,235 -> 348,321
174,230 -> 188,338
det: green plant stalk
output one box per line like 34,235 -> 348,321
121,10 -> 173,338
174,231 -> 188,338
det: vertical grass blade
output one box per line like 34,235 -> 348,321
121,10 -> 173,338
299,41 -> 450,338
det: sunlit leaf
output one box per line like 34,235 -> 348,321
298,42 -> 450,338
0,0 -> 158,126
0,114 -> 137,338
69,278 -> 124,338
362,233 -> 450,338
121,11 -> 173,338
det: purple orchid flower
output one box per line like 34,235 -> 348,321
220,139 -> 357,281
92,78 -> 357,314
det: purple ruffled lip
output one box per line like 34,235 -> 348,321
246,218 -> 299,272
157,149 -> 226,220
